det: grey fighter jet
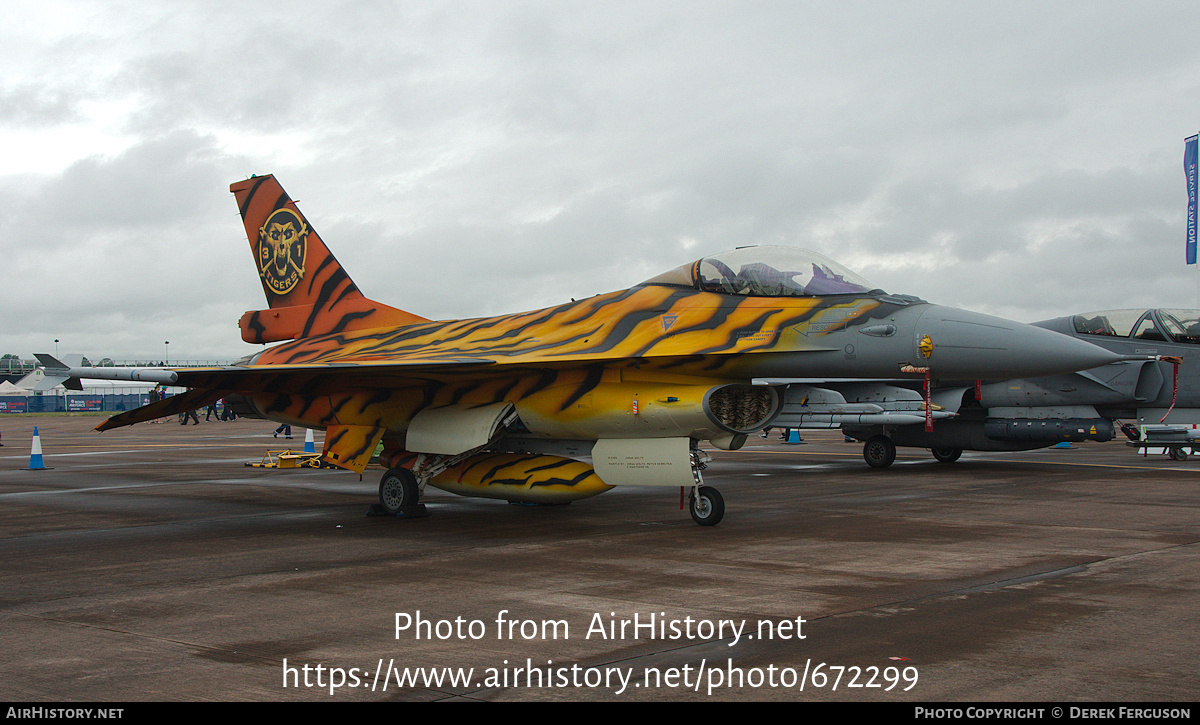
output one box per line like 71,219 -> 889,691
776,308 -> 1197,467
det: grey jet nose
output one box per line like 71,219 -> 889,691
913,305 -> 1123,379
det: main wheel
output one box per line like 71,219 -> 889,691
689,486 -> 725,526
379,468 -> 419,513
863,435 -> 897,469
931,447 -> 962,463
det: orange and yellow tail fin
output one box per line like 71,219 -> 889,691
230,174 -> 427,343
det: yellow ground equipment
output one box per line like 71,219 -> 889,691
245,450 -> 339,469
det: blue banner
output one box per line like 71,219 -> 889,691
1186,135 -> 1198,264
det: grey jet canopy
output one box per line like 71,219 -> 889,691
1037,309 -> 1200,346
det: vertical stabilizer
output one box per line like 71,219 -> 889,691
230,175 -> 427,343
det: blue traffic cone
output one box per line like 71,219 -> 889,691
26,426 -> 47,470
303,428 -> 316,453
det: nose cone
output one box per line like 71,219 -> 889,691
913,305 -> 1122,379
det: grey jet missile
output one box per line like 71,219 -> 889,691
32,353 -> 179,391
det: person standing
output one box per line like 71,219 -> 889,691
149,385 -> 164,423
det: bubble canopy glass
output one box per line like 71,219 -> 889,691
641,246 -> 877,297
1072,308 -> 1200,345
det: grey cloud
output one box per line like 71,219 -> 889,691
1,131 -> 234,256
0,84 -> 82,126
4,1 -> 1200,361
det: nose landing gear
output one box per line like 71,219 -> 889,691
689,485 -> 725,526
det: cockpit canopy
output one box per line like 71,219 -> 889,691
641,246 -> 877,297
1072,309 -> 1200,345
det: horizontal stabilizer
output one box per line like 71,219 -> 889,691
95,389 -> 222,432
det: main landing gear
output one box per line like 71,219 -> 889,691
862,435 -> 897,469
375,441 -> 728,527
375,467 -> 427,518
931,446 -> 963,463
862,435 -> 964,468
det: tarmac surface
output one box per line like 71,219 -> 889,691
1,414 -> 1197,702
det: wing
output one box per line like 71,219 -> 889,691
92,358 -> 499,432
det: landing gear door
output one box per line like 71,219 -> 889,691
407,402 -> 516,455
930,386 -> 969,414
322,424 -> 386,473
591,438 -> 694,487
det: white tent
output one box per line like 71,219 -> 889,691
0,381 -> 30,396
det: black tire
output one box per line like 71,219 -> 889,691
689,486 -> 725,526
931,447 -> 962,463
863,436 -> 896,469
1169,447 -> 1188,462
379,468 -> 419,513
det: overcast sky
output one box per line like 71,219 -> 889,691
3,1 -> 1200,362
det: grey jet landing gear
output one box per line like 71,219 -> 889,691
931,447 -> 963,463
689,486 -> 725,526
685,444 -> 723,526
863,435 -> 897,469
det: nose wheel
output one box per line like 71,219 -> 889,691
689,486 -> 725,526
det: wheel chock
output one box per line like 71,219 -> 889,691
366,503 -> 429,518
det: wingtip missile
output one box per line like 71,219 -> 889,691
32,354 -> 179,387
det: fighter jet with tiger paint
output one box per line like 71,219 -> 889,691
69,174 -> 1133,525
